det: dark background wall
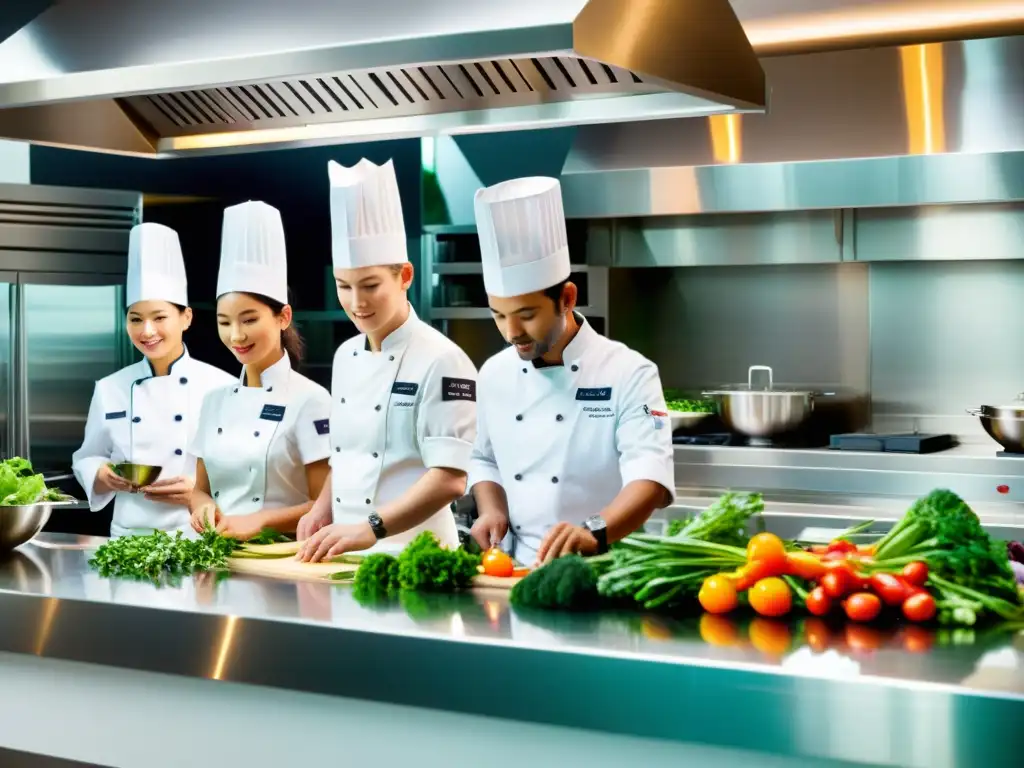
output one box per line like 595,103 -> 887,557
31,140 -> 422,383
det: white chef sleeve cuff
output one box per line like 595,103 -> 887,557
468,460 -> 503,490
75,456 -> 115,512
620,457 -> 677,505
421,436 -> 473,472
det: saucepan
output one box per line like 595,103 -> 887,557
703,366 -> 815,439
967,394 -> 1024,453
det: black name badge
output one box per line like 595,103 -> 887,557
576,387 -> 612,401
392,381 -> 420,397
105,410 -> 127,420
259,404 -> 286,422
314,418 -> 330,436
442,377 -> 476,402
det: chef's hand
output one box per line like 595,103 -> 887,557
94,464 -> 134,495
535,522 -> 599,565
215,513 -> 266,542
470,512 -> 509,551
297,522 -> 376,563
190,502 -> 220,533
296,504 -> 332,541
141,475 -> 194,507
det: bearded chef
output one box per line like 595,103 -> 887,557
189,201 -> 332,539
468,177 -> 675,565
296,158 -> 477,562
72,223 -> 234,537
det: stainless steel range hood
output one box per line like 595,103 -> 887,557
0,0 -> 765,158
561,35 -> 1024,217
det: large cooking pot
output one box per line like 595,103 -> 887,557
967,395 -> 1024,453
704,366 -> 815,438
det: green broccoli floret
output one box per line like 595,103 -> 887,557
352,552 -> 400,602
395,531 -> 480,592
509,555 -> 599,611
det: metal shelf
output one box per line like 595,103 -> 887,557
432,262 -> 595,275
430,306 -> 607,320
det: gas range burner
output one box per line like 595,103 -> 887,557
996,451 -> 1024,458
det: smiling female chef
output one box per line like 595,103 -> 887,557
296,158 -> 477,562
188,201 -> 332,540
468,177 -> 675,566
72,223 -> 234,537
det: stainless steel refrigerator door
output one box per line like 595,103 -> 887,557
16,273 -> 127,474
0,272 -> 14,459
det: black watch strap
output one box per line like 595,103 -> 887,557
584,515 -> 609,555
368,512 -> 388,540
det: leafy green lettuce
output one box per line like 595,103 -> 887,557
0,457 -> 61,505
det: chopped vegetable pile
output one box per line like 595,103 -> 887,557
510,555 -> 598,611
0,456 -> 65,505
337,532 -> 481,603
663,395 -> 716,414
88,528 -> 241,582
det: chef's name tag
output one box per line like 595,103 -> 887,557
314,418 -> 330,435
105,411 -> 127,420
576,387 -> 612,401
442,377 -> 476,402
259,404 -> 287,422
392,381 -> 420,397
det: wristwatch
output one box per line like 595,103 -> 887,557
367,512 -> 388,540
583,515 -> 608,555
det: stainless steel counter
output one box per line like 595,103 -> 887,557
1,534 -> 1022,767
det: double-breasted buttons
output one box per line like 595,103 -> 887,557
254,431 -> 260,437
551,476 -> 559,484
267,387 -> 274,393
213,491 -> 219,498
340,397 -> 346,404
179,377 -> 188,385
389,355 -> 395,362
217,427 -> 223,434
233,388 -> 239,394
365,498 -> 371,505
132,416 -> 141,423
174,449 -> 183,456
514,473 -> 523,481
375,404 -> 381,411
372,452 -> 379,458
335,446 -> 341,452
174,414 -> 183,422
252,496 -> 260,503
555,414 -> 563,422
515,414 -> 523,421
571,365 -> 579,372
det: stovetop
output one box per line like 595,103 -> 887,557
672,433 -> 830,449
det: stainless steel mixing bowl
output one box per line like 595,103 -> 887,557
967,409 -> 1024,453
704,365 -> 815,438
112,462 -> 162,487
0,499 -> 75,553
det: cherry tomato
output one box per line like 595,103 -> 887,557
749,618 -> 792,656
869,572 -> 912,606
699,614 -> 740,647
698,575 -> 739,614
785,551 -> 827,581
901,625 -> 935,653
805,585 -> 833,616
826,539 -> 857,554
821,568 -> 853,599
844,592 -> 882,623
902,561 -> 929,587
902,592 -> 937,622
803,618 -> 831,653
481,547 -> 514,578
748,577 -> 793,618
640,617 -> 672,641
746,532 -> 788,575
728,559 -> 775,590
845,623 -> 886,653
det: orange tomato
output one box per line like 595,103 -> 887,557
698,574 -> 739,614
746,532 -> 788,575
803,618 -> 831,653
728,559 -> 775,590
481,547 -> 514,578
748,577 -> 793,617
641,617 -> 673,641
749,618 -> 792,656
699,614 -> 741,647
785,551 -> 827,581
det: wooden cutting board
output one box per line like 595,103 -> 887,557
227,554 -> 525,590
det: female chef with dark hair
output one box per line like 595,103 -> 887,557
296,158 -> 477,561
72,223 -> 234,537
188,201 -> 333,540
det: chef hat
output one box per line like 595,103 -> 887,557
125,223 -> 188,308
216,201 -> 288,304
328,158 -> 408,269
474,177 -> 570,298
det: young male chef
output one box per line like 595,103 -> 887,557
468,177 -> 675,565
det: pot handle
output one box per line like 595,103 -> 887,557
748,365 -> 774,391
965,408 -> 982,416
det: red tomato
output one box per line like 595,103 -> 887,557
746,533 -> 788,575
481,547 -> 514,578
785,551 -> 827,581
826,539 -> 857,554
902,561 -> 929,587
748,577 -> 793,618
902,592 -> 937,622
803,618 -> 831,653
821,568 -> 853,599
869,572 -> 912,606
845,624 -> 886,653
844,592 -> 882,623
901,625 -> 935,653
698,575 -> 739,614
805,586 -> 833,616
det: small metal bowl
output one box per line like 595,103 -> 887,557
111,463 -> 162,487
0,498 -> 77,554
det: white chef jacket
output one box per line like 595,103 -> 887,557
72,348 -> 234,537
469,314 -> 676,564
329,306 -> 477,550
192,354 -> 332,517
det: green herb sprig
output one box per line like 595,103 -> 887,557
88,527 -> 241,584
